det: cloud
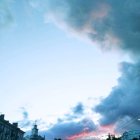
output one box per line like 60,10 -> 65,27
18,107 -> 47,130
20,104 -> 97,139
54,103 -> 96,138
2,0 -> 139,136
2,0 -> 139,55
45,0 -> 140,54
94,62 -> 140,131
43,0 -> 140,132
22,109 -> 28,119
42,118 -> 96,139
72,102 -> 84,115
57,103 -> 86,123
18,107 -> 33,128
38,103 -> 96,139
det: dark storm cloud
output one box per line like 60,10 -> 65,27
45,0 -> 140,54
42,118 -> 96,139
94,62 -> 140,129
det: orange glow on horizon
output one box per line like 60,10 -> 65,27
67,124 -> 118,140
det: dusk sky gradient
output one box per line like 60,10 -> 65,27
0,0 -> 140,139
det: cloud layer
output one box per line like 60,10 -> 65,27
44,0 -> 140,133
95,62 -> 140,131
45,103 -> 96,139
1,0 -> 140,138
45,0 -> 140,54
44,118 -> 96,139
21,104 -> 96,140
1,0 -> 140,55
44,0 -> 140,134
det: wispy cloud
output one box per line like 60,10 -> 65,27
18,107 -> 47,130
18,107 -> 33,129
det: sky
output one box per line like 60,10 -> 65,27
0,0 -> 140,140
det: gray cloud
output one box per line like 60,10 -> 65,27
2,0 -> 140,136
49,102 -> 97,139
41,118 -> 96,139
72,102 -> 84,115
56,102 -> 85,123
44,0 -> 140,132
45,0 -> 140,55
27,0 -> 140,133
62,102 -> 85,121
94,62 -> 140,131
21,104 -> 97,139
2,0 -> 140,55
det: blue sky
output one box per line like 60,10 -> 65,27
0,0 -> 140,139
0,13 -> 122,120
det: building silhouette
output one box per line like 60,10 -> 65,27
0,114 -> 24,140
24,124 -> 45,140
